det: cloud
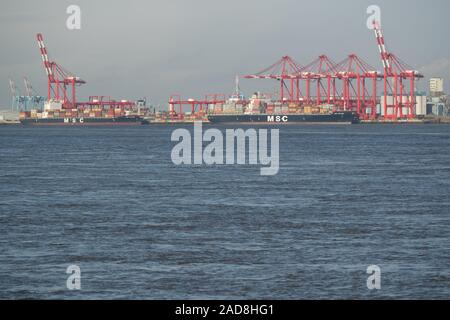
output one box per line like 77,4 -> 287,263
1,0 -> 450,108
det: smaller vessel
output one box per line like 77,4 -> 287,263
20,115 -> 147,126
19,99 -> 149,126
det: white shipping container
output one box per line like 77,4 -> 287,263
44,100 -> 63,111
416,96 -> 427,116
380,95 -> 427,116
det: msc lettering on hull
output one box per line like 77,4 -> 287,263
64,118 -> 84,123
267,115 -> 288,122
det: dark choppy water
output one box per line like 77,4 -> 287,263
1,124 -> 450,299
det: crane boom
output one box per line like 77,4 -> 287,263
35,33 -> 85,108
36,33 -> 54,81
23,77 -> 33,97
372,21 -> 391,75
8,78 -> 17,97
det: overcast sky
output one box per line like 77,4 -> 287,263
1,0 -> 449,109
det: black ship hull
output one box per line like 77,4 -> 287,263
207,112 -> 359,124
20,116 -> 148,126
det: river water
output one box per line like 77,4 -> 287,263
0,124 -> 449,299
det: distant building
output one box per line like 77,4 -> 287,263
429,78 -> 444,97
426,78 -> 449,116
0,111 -> 19,121
426,102 -> 446,116
426,95 -> 449,116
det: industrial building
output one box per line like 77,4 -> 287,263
426,78 -> 449,116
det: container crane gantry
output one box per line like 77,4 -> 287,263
372,21 -> 423,119
36,33 -> 86,109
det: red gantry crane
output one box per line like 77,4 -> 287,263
37,33 -> 86,109
332,54 -> 380,119
36,33 -> 136,114
165,18 -> 424,121
299,55 -> 339,106
372,21 -> 423,119
244,56 -> 303,103
168,94 -> 227,120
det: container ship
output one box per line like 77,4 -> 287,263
19,99 -> 149,126
207,93 -> 360,124
20,114 -> 147,126
208,112 -> 358,124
